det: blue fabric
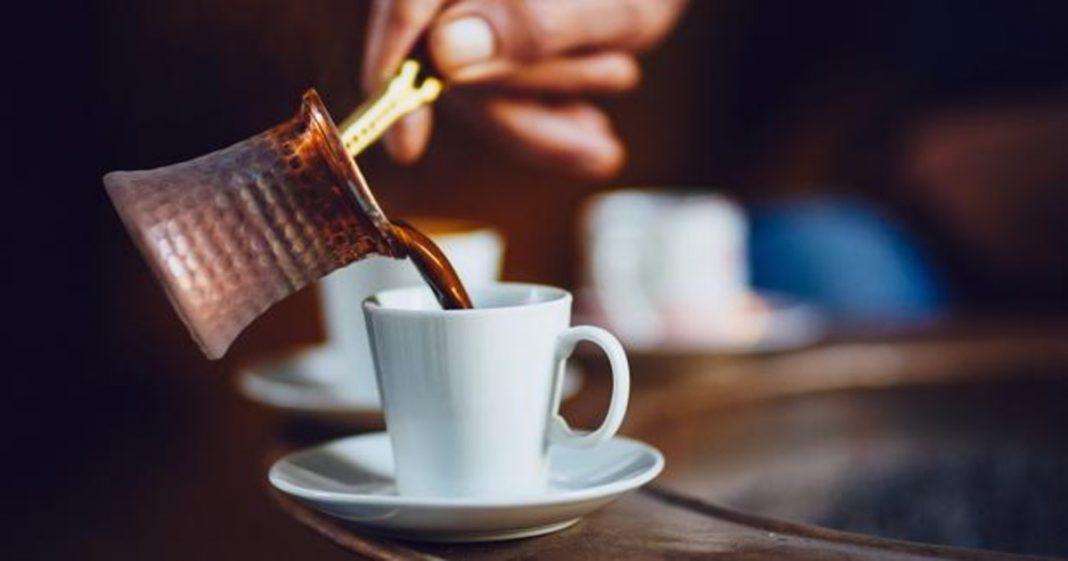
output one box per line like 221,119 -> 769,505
748,197 -> 947,324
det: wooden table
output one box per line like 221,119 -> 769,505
266,324 -> 1068,560
22,316 -> 1066,559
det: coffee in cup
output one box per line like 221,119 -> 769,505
319,218 -> 503,399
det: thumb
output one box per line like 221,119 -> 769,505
429,0 -> 685,81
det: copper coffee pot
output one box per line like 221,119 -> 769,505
104,61 -> 441,359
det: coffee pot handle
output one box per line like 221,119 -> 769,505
548,326 -> 630,448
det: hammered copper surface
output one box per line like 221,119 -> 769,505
104,90 -> 402,359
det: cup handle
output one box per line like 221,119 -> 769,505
548,326 -> 630,448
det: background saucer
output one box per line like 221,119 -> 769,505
576,290 -> 827,357
238,346 -> 585,428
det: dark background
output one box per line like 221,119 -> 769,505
5,1 -> 1068,558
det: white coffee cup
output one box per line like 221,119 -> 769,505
318,219 -> 503,399
364,283 -> 630,498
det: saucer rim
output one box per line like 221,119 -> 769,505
237,346 -> 380,412
238,347 -> 586,414
574,288 -> 827,356
268,431 -> 664,509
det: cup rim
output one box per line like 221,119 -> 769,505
586,187 -> 740,203
364,282 -> 571,317
399,216 -> 502,240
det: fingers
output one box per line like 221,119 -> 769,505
362,0 -> 445,92
486,52 -> 641,94
429,0 -> 687,81
383,106 -> 434,164
449,94 -> 625,179
361,0 -> 674,170
363,0 -> 445,163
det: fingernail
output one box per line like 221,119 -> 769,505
433,16 -> 495,71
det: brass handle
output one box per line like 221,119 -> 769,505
338,60 -> 443,158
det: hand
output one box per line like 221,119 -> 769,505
363,0 -> 688,179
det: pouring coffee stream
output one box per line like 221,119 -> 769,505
390,220 -> 474,310
104,59 -> 472,359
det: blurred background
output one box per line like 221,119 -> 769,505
6,0 -> 1068,558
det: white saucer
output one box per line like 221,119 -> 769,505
576,289 -> 827,356
238,347 -> 585,427
268,432 -> 664,542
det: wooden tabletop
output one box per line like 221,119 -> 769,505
269,485 -> 1028,560
22,321 -> 1067,559
265,324 -> 1068,560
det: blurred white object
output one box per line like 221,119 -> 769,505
319,219 -> 504,401
583,190 -> 748,346
581,190 -> 823,351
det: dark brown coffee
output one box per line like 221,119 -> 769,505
391,219 -> 474,310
